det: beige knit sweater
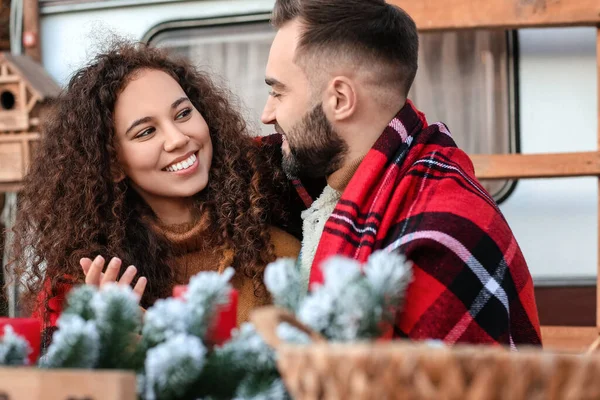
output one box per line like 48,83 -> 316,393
154,215 -> 301,325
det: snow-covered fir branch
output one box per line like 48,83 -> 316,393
142,297 -> 189,347
267,250 -> 412,341
264,258 -> 303,312
40,314 -> 100,368
185,267 -> 235,338
143,334 -> 206,400
63,284 -> 97,321
0,325 -> 31,366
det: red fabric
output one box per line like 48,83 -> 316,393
32,278 -> 71,348
307,100 -> 541,347
31,279 -> 68,327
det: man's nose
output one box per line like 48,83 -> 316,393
261,97 -> 276,125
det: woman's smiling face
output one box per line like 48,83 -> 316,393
113,68 -> 213,207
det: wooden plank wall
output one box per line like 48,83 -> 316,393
536,286 -> 596,327
387,0 -> 600,30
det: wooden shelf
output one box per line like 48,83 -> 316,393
471,152 -> 600,180
541,326 -> 599,353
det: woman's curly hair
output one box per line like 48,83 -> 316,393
10,41 -> 287,316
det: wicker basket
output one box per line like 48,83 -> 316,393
251,307 -> 600,400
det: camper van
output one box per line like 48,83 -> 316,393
5,0 -> 600,328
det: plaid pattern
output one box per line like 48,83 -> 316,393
307,101 -> 541,346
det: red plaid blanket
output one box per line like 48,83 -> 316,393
307,100 -> 541,346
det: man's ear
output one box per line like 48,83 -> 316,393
324,76 -> 357,122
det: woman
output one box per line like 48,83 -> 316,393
9,41 -> 301,343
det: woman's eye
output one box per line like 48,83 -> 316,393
269,91 -> 281,98
176,108 -> 192,120
135,128 -> 155,139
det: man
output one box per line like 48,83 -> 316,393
262,0 -> 541,346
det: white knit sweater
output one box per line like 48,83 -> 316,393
299,185 -> 342,292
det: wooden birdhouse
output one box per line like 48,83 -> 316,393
0,52 -> 60,188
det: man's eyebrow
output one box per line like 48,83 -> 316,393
265,77 -> 286,89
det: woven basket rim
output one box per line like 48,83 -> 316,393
276,340 -> 597,362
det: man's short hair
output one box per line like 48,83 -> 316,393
272,0 -> 300,28
272,0 -> 419,95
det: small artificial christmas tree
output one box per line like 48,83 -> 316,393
265,251 -> 412,341
37,250 -> 412,399
0,325 -> 31,366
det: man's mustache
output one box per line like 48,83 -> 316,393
275,123 -> 286,136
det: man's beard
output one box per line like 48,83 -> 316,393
279,103 -> 348,180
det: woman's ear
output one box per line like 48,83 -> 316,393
111,164 -> 126,183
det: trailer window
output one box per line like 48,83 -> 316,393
148,19 -> 518,202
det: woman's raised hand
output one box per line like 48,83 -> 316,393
80,255 -> 147,301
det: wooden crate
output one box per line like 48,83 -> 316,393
0,368 -> 137,400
